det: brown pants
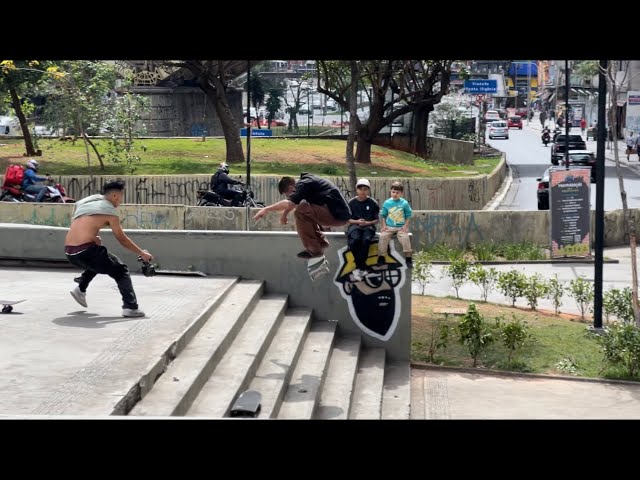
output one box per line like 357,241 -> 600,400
294,200 -> 348,255
378,227 -> 412,256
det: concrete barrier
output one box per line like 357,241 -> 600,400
2,160 -> 507,211
0,224 -> 411,360
2,202 -> 638,248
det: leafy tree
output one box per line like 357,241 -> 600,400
0,60 -> 53,156
247,71 -> 265,129
102,92 -> 150,174
166,60 -> 247,164
317,60 -> 453,163
40,60 -> 118,170
265,87 -> 283,129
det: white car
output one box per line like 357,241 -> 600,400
488,121 -> 509,139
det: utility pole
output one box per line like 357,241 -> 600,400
592,59 -> 608,331
527,60 -> 532,121
564,60 -> 570,169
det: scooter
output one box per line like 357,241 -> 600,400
0,179 -> 75,203
542,130 -> 551,147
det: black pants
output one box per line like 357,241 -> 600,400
347,228 -> 376,270
65,245 -> 138,309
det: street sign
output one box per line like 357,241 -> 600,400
464,79 -> 497,94
240,129 -> 272,137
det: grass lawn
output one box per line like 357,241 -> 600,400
0,137 -> 501,177
411,295 -> 638,382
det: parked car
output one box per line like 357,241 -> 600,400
488,121 -> 509,139
507,116 -> 523,129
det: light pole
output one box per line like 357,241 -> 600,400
527,60 -> 532,121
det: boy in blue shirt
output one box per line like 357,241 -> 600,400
377,181 -> 413,268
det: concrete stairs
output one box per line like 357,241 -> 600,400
129,278 -> 410,419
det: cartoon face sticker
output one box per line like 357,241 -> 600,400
333,240 -> 407,341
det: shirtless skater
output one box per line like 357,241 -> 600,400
64,179 -> 153,317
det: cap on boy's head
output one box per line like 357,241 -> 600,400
356,178 -> 371,188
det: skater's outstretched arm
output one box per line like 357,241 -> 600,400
253,199 -> 295,223
107,216 -> 153,262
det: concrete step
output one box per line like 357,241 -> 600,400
66,275 -> 240,416
187,295 -> 288,417
315,336 -> 361,420
381,360 -> 411,419
276,321 -> 337,419
129,280 -> 264,416
349,348 -> 386,419
243,308 -> 312,418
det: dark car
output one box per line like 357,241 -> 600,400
551,134 -> 587,165
507,116 -> 522,129
565,150 -> 596,183
536,167 -> 551,210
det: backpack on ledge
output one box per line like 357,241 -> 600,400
4,164 -> 24,186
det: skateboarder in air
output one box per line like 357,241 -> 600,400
253,173 -> 351,275
64,179 -> 154,317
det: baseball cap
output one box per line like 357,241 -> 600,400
356,178 -> 370,188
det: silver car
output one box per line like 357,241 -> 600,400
488,120 -> 509,139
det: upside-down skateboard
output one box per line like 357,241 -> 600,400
307,256 -> 330,281
230,389 -> 262,418
0,299 -> 25,313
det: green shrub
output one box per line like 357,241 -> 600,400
456,304 -> 494,367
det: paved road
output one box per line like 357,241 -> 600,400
488,118 -> 640,211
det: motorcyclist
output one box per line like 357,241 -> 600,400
21,159 -> 50,202
210,162 -> 244,206
542,127 -> 551,146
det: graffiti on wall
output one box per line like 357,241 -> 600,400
333,239 -> 407,341
414,212 -> 483,248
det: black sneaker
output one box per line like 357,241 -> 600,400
406,257 -> 413,268
377,255 -> 385,266
297,250 -> 324,259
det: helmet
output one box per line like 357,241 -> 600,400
218,162 -> 229,174
26,159 -> 39,171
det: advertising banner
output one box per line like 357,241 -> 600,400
550,167 -> 591,258
626,91 -> 640,135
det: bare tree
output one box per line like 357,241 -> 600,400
601,60 -> 640,326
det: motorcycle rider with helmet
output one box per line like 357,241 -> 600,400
210,162 -> 244,206
22,159 -> 50,202
541,127 -> 551,146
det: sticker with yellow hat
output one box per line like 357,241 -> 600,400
333,238 -> 407,341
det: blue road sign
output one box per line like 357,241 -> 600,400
464,79 -> 497,94
240,128 -> 272,137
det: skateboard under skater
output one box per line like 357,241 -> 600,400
307,255 -> 330,281
0,299 -> 26,313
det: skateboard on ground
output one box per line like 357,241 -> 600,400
0,299 -> 25,313
138,257 -> 206,277
307,255 -> 330,281
230,389 -> 262,418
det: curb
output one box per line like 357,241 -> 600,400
410,361 -> 640,387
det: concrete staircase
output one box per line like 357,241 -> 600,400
129,278 -> 410,419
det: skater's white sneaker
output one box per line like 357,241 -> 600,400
122,308 -> 145,317
70,286 -> 87,308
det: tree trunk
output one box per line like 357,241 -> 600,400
207,74 -> 244,164
412,104 -> 432,157
354,136 -> 372,164
82,132 -> 105,170
609,70 -> 640,325
9,87 -> 36,156
345,61 -> 358,193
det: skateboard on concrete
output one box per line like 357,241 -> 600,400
0,299 -> 25,313
230,389 -> 262,418
138,256 -> 206,277
307,256 -> 330,281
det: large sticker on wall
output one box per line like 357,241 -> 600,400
333,239 -> 407,341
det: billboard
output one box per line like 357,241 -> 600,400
626,91 -> 640,135
549,167 -> 591,258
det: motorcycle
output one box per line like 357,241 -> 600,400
0,178 -> 75,203
542,130 -> 551,147
196,184 -> 265,208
